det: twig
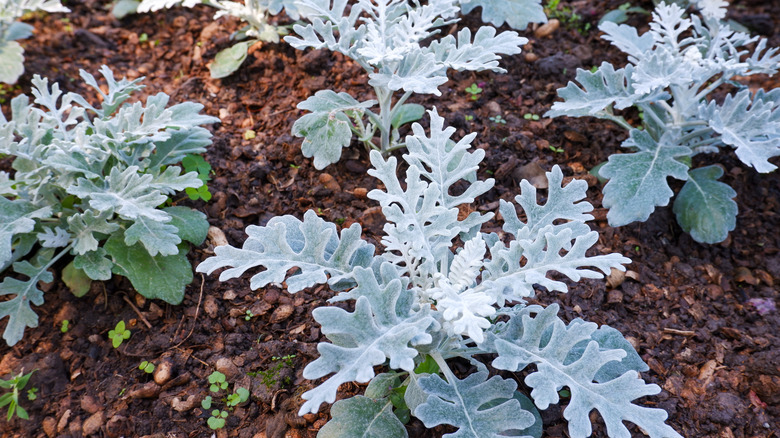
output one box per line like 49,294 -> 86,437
663,328 -> 696,336
170,274 -> 205,349
123,295 -> 152,329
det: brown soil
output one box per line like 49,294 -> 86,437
1,0 -> 779,437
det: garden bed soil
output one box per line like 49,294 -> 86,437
1,0 -> 779,437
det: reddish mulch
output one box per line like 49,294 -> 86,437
1,0 -> 778,437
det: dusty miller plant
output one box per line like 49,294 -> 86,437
546,1 -> 780,244
0,67 -> 218,346
284,0 -> 527,169
0,0 -> 69,84
135,0 -> 301,78
198,109 -> 682,438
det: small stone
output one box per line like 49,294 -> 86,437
534,19 -> 560,38
81,395 -> 101,414
269,304 -> 294,324
43,416 -> 57,437
223,289 -> 237,300
353,187 -> 367,198
83,411 -> 105,436
153,359 -> 174,386
216,357 -> 240,379
485,101 -> 501,115
524,52 -> 538,62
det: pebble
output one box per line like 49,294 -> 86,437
318,173 -> 341,191
82,411 -> 105,436
216,357 -> 240,379
352,187 -> 367,198
534,19 -> 560,38
208,226 -> 229,248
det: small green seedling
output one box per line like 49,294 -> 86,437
465,83 -> 483,100
523,113 -> 540,121
549,145 -> 564,154
108,321 -> 131,348
464,115 -> 474,121
226,387 -> 250,407
208,371 -> 228,392
244,310 -> 254,321
26,388 -> 37,401
139,361 -> 155,374
489,115 -> 507,124
60,320 -> 69,333
0,370 -> 35,421
138,32 -> 149,43
182,154 -> 213,202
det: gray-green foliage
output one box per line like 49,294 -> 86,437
285,0 -> 529,169
199,108 -> 681,437
135,0 -> 301,78
546,1 -> 779,243
0,67 -> 218,346
0,0 -> 69,84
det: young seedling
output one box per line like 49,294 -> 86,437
182,154 -> 213,202
139,361 -> 155,374
489,114 -> 507,124
465,83 -> 483,101
25,387 -> 37,401
201,372 -> 249,430
60,320 -> 69,333
523,113 -> 540,121
549,145 -> 564,154
0,370 -> 35,421
244,310 -> 254,321
208,371 -> 228,392
108,321 -> 131,349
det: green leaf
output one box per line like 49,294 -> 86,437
62,261 -> 92,297
104,234 -> 193,304
210,41 -> 251,79
164,206 -> 209,245
236,387 -> 250,403
391,104 -> 425,130
73,248 -> 113,281
207,415 -> 225,430
318,396 -> 408,438
673,165 -> 737,244
201,396 -> 212,409
0,40 -> 24,84
124,217 -> 181,257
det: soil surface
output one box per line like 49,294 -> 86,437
1,0 -> 779,437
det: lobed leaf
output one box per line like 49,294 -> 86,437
459,0 -> 546,30
673,165 -> 737,244
318,396 -> 408,438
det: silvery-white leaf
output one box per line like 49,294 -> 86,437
429,27 -> 526,73
73,248 -> 113,281
599,21 -> 655,60
37,227 -> 70,248
600,130 -> 691,227
124,216 -> 181,257
0,198 -> 51,266
0,258 -> 54,346
459,0 -> 546,30
490,304 -> 682,438
197,210 -> 376,292
292,90 -> 376,169
414,370 -> 536,437
545,63 -> 642,118
673,165 -> 737,244
66,211 -> 121,255
299,266 -> 435,414
0,40 -> 25,85
699,89 -> 780,173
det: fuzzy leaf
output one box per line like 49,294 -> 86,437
300,265 -> 434,415
124,216 -> 181,257
104,235 -> 192,304
197,210 -> 376,293
0,40 -> 24,85
430,27 -> 526,73
546,63 -> 641,118
0,258 -> 54,346
318,396 -> 408,438
599,21 -> 655,59
145,127 -> 216,169
490,304 -> 682,438
459,0 -> 546,30
66,211 -> 121,255
165,206 -> 209,245
62,261 -> 92,297
699,90 -> 780,173
415,370 -> 536,437
73,248 -> 113,281
292,90 -> 376,169
673,165 -> 737,244
600,130 -> 691,227
0,198 -> 51,266
210,42 -> 250,79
